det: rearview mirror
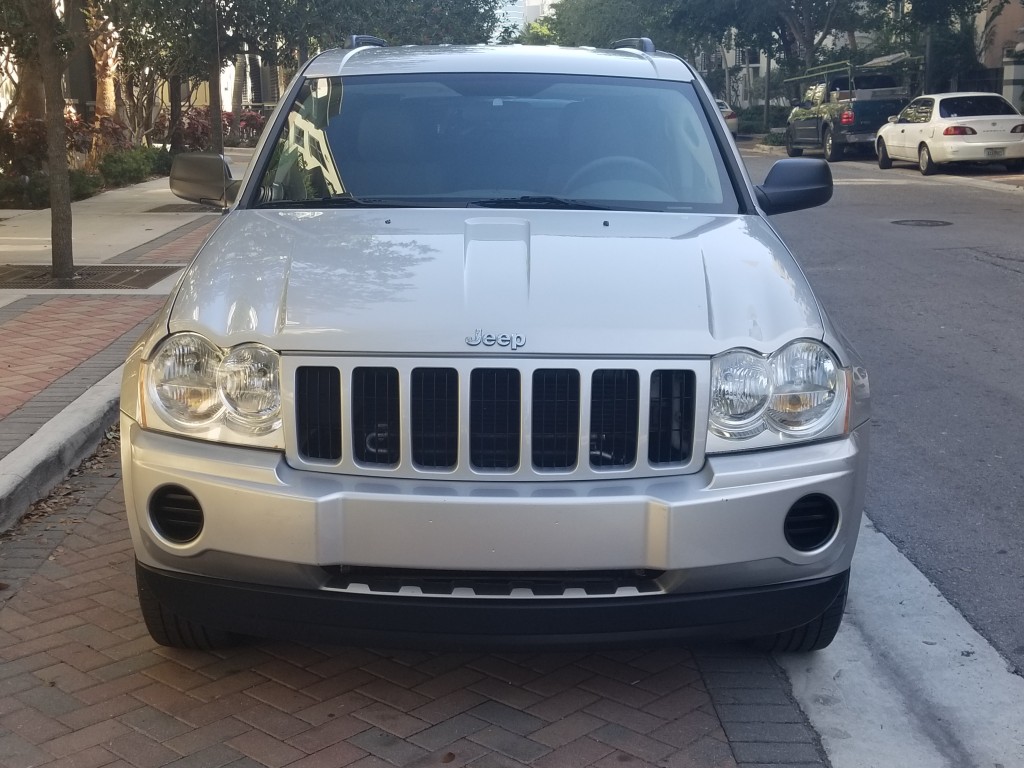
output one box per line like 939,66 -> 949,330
169,153 -> 241,208
888,115 -> 898,123
754,158 -> 832,215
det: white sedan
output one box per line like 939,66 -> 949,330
876,92 -> 1024,175
717,99 -> 738,137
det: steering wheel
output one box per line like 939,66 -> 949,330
564,155 -> 671,194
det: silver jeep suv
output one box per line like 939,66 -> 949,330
122,38 -> 869,651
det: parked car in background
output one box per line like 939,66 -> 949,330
125,38 -> 869,654
717,99 -> 738,137
785,60 -> 909,162
875,92 -> 1024,175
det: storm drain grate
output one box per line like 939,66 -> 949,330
892,219 -> 953,227
0,264 -> 182,289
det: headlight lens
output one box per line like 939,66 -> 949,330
766,341 -> 840,432
149,333 -> 223,425
710,350 -> 770,438
710,341 -> 846,442
146,334 -> 281,436
218,344 -> 281,430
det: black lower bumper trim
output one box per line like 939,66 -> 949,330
136,561 -> 849,650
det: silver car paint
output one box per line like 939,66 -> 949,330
167,210 -> 824,357
122,417 -> 868,591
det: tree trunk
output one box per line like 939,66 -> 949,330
229,52 -> 246,143
16,56 -> 47,119
168,74 -> 184,152
208,55 -> 224,154
85,0 -> 117,119
22,0 -> 74,278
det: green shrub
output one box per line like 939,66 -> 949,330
0,173 -> 50,208
761,131 -> 787,146
737,105 -> 792,134
69,169 -> 104,200
143,146 -> 174,176
99,148 -> 153,187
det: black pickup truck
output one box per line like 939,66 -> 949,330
785,63 -> 910,162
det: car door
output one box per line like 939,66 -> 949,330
792,83 -> 824,144
888,99 -> 925,160
905,98 -> 934,156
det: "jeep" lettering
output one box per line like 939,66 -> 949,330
465,329 -> 526,350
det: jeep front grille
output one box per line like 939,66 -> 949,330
291,359 -> 700,479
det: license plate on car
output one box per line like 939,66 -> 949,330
985,147 -> 1006,158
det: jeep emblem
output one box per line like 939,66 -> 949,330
466,329 -> 526,350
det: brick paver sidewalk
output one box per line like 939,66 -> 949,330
0,217 -> 218,464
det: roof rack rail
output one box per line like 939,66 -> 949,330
611,37 -> 656,53
348,35 -> 388,49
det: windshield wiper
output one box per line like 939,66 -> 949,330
253,196 -> 414,209
468,196 -> 611,210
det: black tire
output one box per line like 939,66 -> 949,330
918,143 -> 937,176
785,128 -> 803,157
822,128 -> 842,162
1005,159 -> 1024,173
877,140 -> 892,170
749,571 -> 849,653
136,561 -> 241,650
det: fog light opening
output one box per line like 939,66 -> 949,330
784,494 -> 839,552
149,485 -> 204,543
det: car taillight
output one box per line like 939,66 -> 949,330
725,111 -> 736,120
840,110 -> 855,126
943,126 -> 977,136
1012,124 -> 1024,134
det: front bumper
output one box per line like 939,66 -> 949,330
137,559 -> 851,648
122,414 -> 868,644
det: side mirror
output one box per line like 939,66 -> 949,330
169,153 -> 241,208
888,115 -> 898,123
754,158 -> 832,215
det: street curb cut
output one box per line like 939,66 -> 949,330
0,367 -> 122,536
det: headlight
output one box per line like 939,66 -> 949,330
145,333 -> 281,439
710,340 -> 846,443
149,333 -> 223,426
766,341 -> 840,433
710,350 -> 770,438
218,344 -> 281,432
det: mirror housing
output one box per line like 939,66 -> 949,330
888,115 -> 898,123
169,153 -> 241,208
754,158 -> 832,216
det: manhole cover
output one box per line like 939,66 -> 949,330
892,219 -> 953,227
147,203 -> 220,213
0,264 -> 182,289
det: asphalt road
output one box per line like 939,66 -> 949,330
743,148 -> 1024,678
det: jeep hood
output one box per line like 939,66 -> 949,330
169,209 -> 824,356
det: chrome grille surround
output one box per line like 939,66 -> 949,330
284,356 -> 710,481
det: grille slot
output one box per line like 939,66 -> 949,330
411,367 -> 459,468
649,370 -> 697,464
352,367 -> 400,466
470,368 -> 521,469
590,369 -> 639,468
296,366 -> 342,461
532,369 -> 580,469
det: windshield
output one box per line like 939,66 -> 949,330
250,72 -> 738,213
939,95 -> 1019,118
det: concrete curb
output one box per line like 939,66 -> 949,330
0,367 -> 122,535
